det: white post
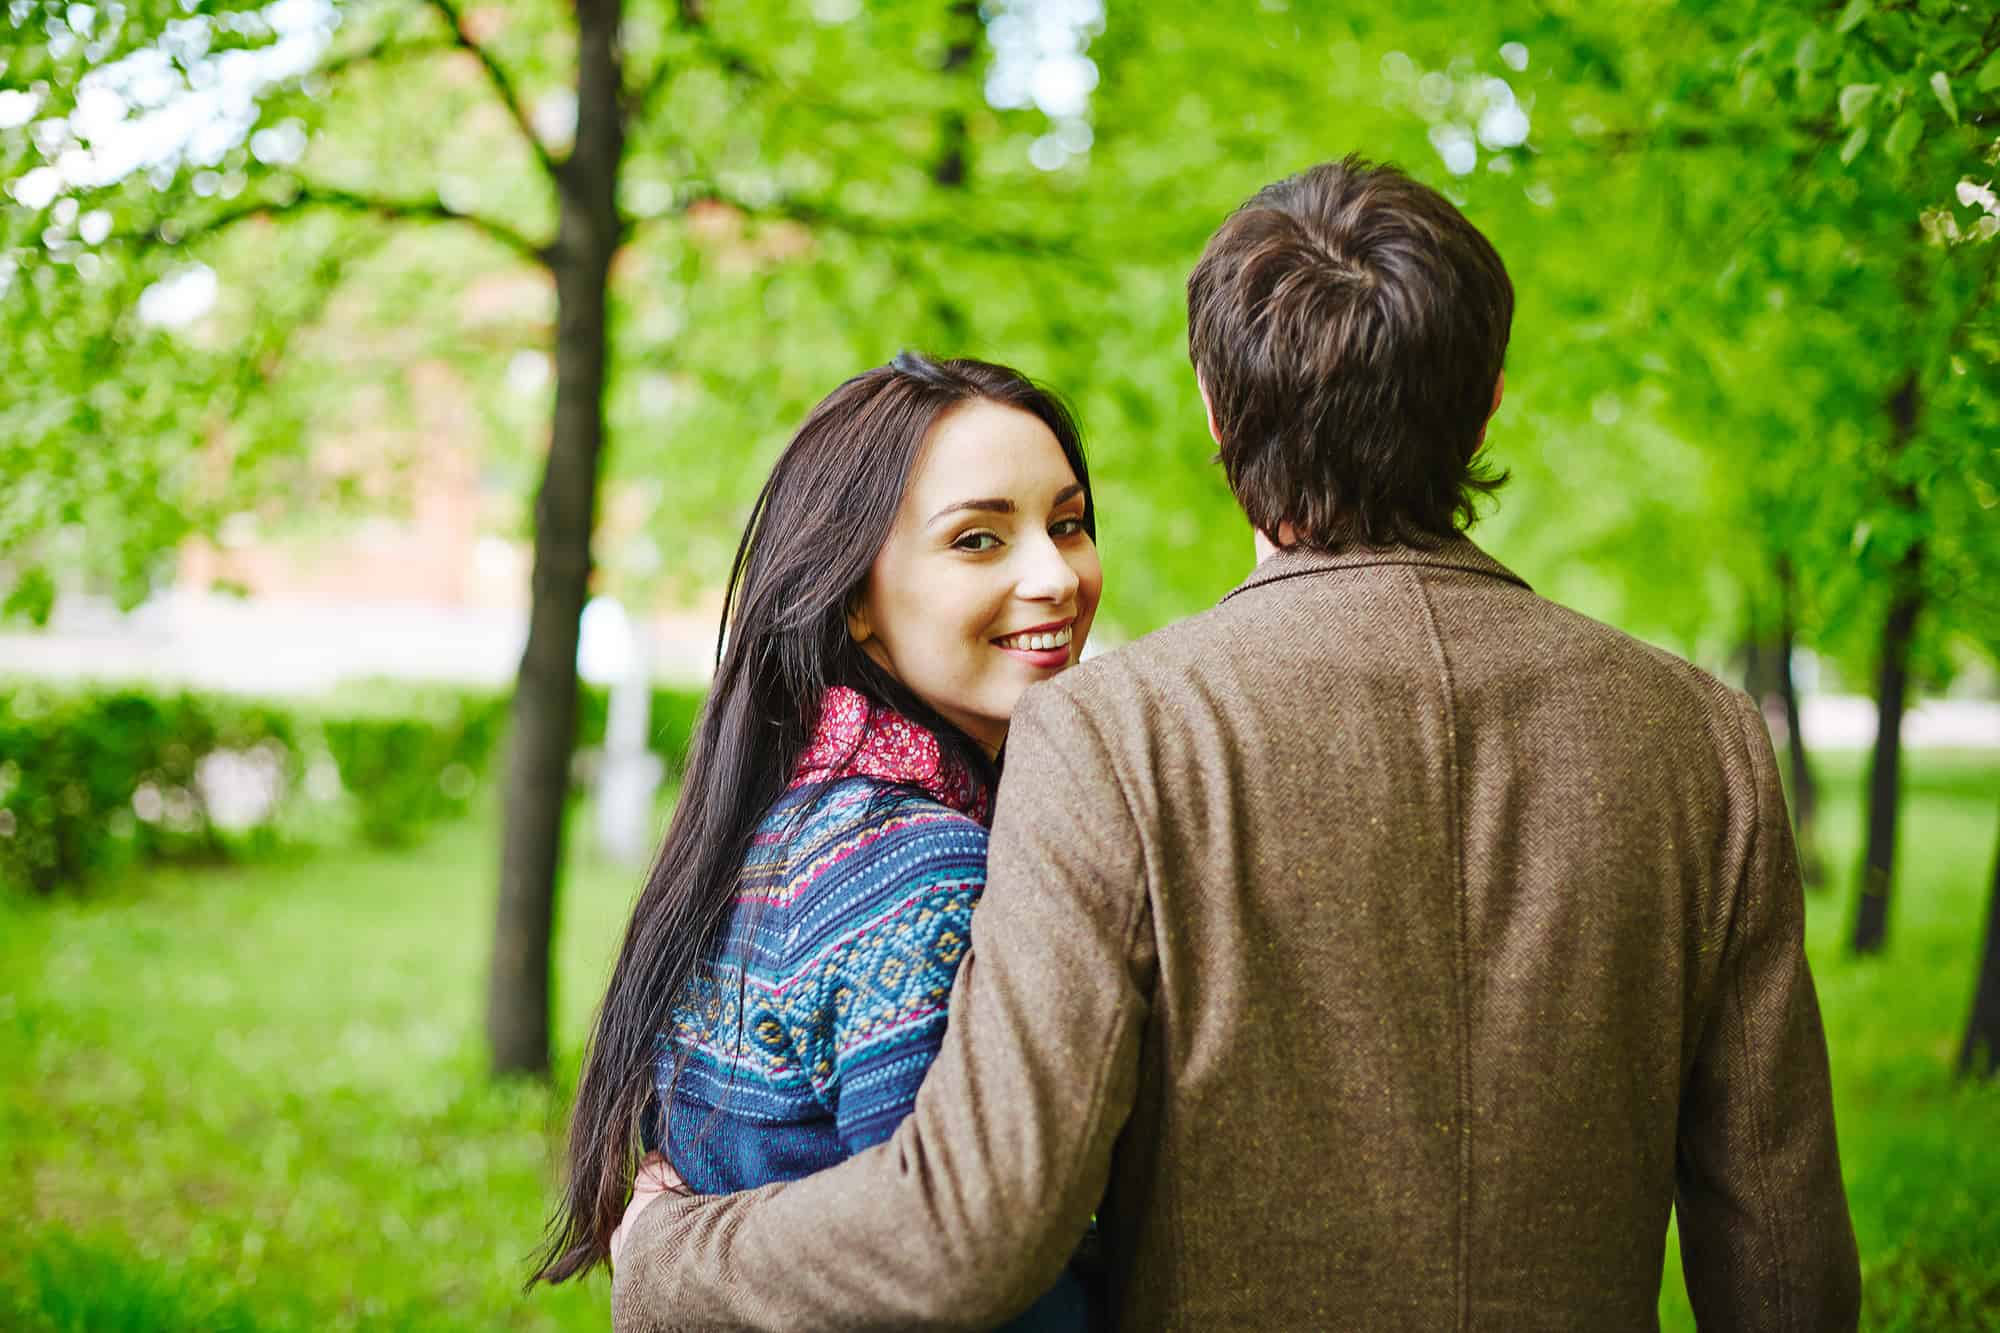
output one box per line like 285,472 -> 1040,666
579,596 -> 665,865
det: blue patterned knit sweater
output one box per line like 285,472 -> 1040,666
650,688 -> 995,1192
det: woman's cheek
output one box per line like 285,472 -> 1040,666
1076,551 -> 1105,628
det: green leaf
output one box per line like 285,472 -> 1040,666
1794,32 -> 1822,84
2,566 -> 56,626
1838,82 -> 1879,126
1883,108 -> 1921,161
1930,71 -> 1957,124
1834,0 -> 1870,34
1977,48 -> 2000,93
1839,125 -> 1870,164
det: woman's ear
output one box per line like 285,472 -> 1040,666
845,597 -> 872,645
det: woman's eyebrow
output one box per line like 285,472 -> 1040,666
927,483 -> 1083,526
927,497 -> 1013,525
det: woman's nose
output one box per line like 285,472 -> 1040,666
1016,532 -> 1081,603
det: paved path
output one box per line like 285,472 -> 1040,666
0,591 -> 717,692
2,592 -> 1994,750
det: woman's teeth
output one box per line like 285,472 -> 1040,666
996,626 -> 1072,652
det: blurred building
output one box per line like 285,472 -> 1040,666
178,360 -> 513,611
4,345 -> 720,694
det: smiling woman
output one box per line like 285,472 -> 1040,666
849,395 -> 1103,755
538,353 -> 1102,1329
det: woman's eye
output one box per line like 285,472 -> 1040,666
953,531 -> 1002,552
1051,517 -> 1087,538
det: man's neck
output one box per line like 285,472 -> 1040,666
1252,522 -> 1297,566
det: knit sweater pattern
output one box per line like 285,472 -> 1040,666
654,688 -> 994,1193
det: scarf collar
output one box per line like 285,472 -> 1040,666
791,686 -> 993,824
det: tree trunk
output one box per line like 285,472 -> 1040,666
1740,633 -> 1778,711
1849,581 -> 1918,955
1960,808 -> 2000,1078
1741,570 -> 1823,889
487,0 -> 625,1078
1777,558 -> 1824,888
1850,372 -> 1922,958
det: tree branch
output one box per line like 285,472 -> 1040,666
205,228 -> 391,432
627,0 -> 759,129
121,181 -> 549,266
632,186 -> 1074,263
312,30 -> 458,83
1952,14 -> 2000,78
423,0 -> 561,183
1553,116 -> 1838,160
625,9 -> 943,139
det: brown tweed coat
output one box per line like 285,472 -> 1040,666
613,539 -> 1859,1331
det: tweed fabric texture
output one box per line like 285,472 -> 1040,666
616,539 -> 1859,1332
654,691 -> 992,1191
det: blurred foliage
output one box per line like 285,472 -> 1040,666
0,674 -> 707,892
317,683 -> 509,844
1,0 -> 1992,678
0,681 -> 302,891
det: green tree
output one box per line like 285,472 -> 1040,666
1754,2 -> 2000,956
9,0 -> 1996,1073
1465,0 -> 2000,954
3,0 -> 1084,1075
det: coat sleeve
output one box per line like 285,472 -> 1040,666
1674,690 -> 1860,1330
611,683 -> 1154,1332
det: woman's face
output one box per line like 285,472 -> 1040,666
849,398 -> 1102,755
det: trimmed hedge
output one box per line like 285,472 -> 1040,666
0,678 -> 707,894
573,683 -> 706,774
0,685 -> 301,893
317,685 -> 511,847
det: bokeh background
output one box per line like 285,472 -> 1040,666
3,0 -> 1997,1328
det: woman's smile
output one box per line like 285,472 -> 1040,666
849,398 -> 1103,752
991,618 -> 1076,669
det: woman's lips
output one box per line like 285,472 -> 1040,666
992,620 -> 1073,651
994,641 -> 1071,669
991,618 -> 1074,669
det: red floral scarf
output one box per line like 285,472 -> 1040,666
790,685 -> 992,824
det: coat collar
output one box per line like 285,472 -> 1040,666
1220,535 -> 1531,605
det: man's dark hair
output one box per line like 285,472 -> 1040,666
1187,155 -> 1513,550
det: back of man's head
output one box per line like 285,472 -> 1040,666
1187,156 -> 1514,551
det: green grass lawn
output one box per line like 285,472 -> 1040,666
3,752 -> 1997,1330
0,797 -> 643,1332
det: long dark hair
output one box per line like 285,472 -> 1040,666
531,352 -> 1093,1283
